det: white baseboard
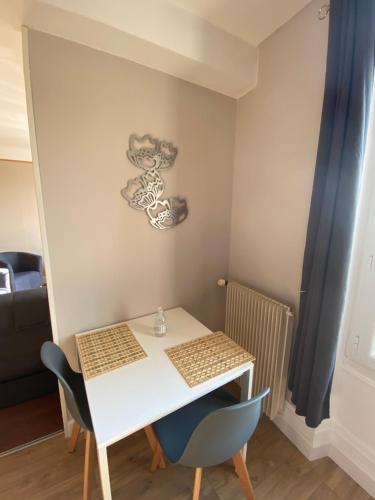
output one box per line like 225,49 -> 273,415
273,402 -> 375,498
273,401 -> 331,460
330,421 -> 375,498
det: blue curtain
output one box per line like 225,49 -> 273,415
288,0 -> 375,428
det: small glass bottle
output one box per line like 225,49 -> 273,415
154,306 -> 167,337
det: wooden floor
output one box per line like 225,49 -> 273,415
0,392 -> 63,453
0,417 -> 371,500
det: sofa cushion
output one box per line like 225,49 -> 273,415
13,287 -> 50,330
14,271 -> 42,291
0,326 -> 52,382
0,292 -> 15,334
0,371 -> 57,409
0,288 -> 53,383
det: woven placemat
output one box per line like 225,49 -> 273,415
165,331 -> 255,387
76,323 -> 147,380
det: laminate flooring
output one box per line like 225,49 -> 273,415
0,416 -> 372,500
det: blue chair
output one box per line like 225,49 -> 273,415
0,252 -> 43,292
152,387 -> 270,500
41,341 -> 95,500
41,341 -> 164,500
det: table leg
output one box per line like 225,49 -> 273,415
240,367 -> 253,460
97,445 -> 112,500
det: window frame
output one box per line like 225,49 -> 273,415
344,86 -> 375,372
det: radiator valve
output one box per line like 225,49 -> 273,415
217,278 -> 228,287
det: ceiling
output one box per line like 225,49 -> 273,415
167,0 -> 312,46
0,0 -> 312,161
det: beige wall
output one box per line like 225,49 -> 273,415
0,159 -> 42,255
27,30 -> 236,362
229,0 -> 328,312
26,2 -> 328,364
26,2 -> 328,359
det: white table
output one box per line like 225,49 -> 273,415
77,307 -> 254,500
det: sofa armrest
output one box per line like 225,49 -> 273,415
0,261 -> 15,291
0,268 -> 11,293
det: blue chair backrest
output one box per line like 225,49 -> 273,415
0,252 -> 42,275
179,388 -> 270,467
0,252 -> 19,270
40,341 -> 93,431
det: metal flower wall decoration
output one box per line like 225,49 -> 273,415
121,134 -> 188,230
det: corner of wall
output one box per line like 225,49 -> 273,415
234,45 -> 259,100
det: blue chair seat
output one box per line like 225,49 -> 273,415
154,388 -> 238,463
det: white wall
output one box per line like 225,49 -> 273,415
25,29 -> 236,365
0,159 -> 42,255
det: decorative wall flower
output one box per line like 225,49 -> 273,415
121,171 -> 164,210
168,196 -> 188,225
158,140 -> 178,170
146,200 -> 175,229
121,133 -> 188,230
146,197 -> 188,230
141,171 -> 164,199
127,134 -> 178,170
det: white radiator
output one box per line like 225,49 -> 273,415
224,281 -> 294,419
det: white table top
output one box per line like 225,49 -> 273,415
78,307 -> 254,448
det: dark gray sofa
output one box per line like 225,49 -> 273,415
0,287 -> 57,409
0,252 -> 43,292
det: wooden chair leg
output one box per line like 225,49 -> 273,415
68,421 -> 81,453
232,451 -> 254,500
150,441 -> 163,472
83,431 -> 96,500
144,425 -> 166,469
192,468 -> 203,500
